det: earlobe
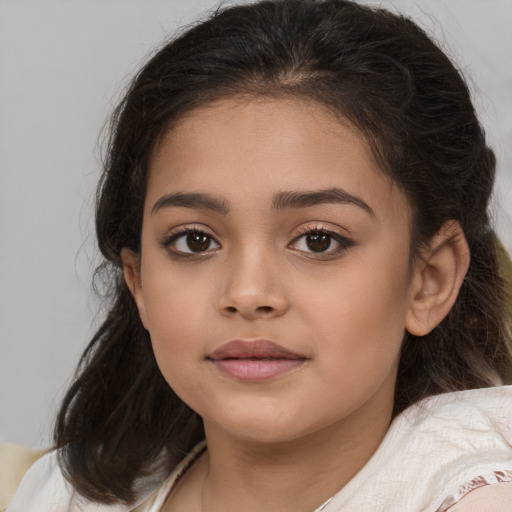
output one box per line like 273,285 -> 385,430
405,221 -> 470,336
120,247 -> 149,329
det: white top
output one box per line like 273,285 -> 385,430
7,386 -> 512,511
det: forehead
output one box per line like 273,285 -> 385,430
147,96 -> 409,222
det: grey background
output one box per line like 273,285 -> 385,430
1,0 -> 511,449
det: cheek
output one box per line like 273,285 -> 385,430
140,263 -> 212,371
142,281 -> 209,403
302,256 -> 410,370
142,252 -> 210,327
304,257 -> 409,328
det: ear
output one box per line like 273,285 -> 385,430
405,220 -> 470,336
121,247 -> 148,329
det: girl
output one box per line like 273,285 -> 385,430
7,0 -> 512,510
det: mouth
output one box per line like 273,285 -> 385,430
207,339 -> 307,381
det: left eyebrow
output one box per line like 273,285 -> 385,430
271,187 -> 374,216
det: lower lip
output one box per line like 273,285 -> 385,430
211,358 -> 305,381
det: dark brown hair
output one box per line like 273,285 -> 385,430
54,0 -> 512,503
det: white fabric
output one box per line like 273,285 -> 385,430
321,386 -> 512,511
7,386 -> 512,512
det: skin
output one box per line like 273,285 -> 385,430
122,96 -> 469,512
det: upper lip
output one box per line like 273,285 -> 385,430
209,339 -> 305,360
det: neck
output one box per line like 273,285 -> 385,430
202,402 -> 392,512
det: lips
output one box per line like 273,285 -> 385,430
208,339 -> 307,381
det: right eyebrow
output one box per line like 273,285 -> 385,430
151,192 -> 230,216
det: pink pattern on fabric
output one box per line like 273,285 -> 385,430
436,470 -> 512,511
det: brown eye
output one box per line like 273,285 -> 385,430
305,232 -> 332,252
186,232 -> 211,252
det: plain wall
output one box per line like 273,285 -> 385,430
1,0 -> 511,449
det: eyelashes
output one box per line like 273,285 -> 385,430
160,225 -> 354,259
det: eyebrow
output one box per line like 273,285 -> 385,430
151,192 -> 230,215
151,187 -> 373,216
272,188 -> 374,216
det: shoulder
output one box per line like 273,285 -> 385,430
444,480 -> 512,512
6,448 -> 154,511
400,384 -> 512,428
6,449 -> 136,511
4,448 -> 77,512
326,386 -> 512,511
399,386 -> 512,511
5,443 -> 204,512
404,386 -> 512,511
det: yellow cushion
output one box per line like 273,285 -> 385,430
0,444 -> 46,510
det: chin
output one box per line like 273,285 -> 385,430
203,404 -> 322,445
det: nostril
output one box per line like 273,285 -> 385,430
256,306 -> 274,314
226,306 -> 237,313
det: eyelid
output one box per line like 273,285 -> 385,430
293,220 -> 351,236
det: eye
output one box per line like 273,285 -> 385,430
164,229 -> 220,256
290,229 -> 353,255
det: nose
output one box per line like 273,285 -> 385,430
217,249 -> 289,321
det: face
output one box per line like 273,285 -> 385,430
126,96 -> 418,445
